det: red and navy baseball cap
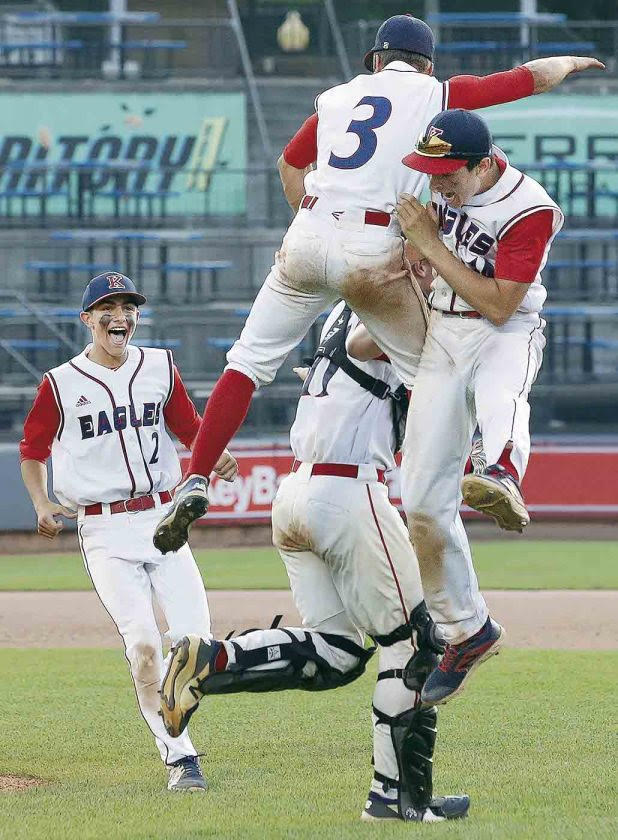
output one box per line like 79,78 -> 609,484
364,15 -> 435,71
403,109 -> 493,175
81,272 -> 147,312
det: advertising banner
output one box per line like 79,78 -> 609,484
0,91 -> 246,214
181,444 -> 618,525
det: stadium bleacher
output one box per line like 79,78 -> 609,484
0,2 -> 616,438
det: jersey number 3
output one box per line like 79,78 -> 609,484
328,96 -> 392,170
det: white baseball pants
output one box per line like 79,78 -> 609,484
226,208 -> 427,390
77,500 -> 211,765
402,310 -> 545,643
221,465 -> 425,786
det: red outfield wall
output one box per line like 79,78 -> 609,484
181,444 -> 618,525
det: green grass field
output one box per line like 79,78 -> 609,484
1,648 -> 616,839
1,540 -> 617,591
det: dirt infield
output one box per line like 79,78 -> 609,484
1,589 -> 616,649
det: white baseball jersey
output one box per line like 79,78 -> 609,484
290,301 -> 402,470
428,148 -> 564,315
46,344 -> 182,507
305,62 -> 445,213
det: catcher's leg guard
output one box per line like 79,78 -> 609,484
403,600 -> 445,692
161,629 -> 374,737
390,704 -> 437,818
205,628 -> 374,694
369,601 -> 467,822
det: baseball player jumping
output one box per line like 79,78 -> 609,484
153,14 -> 601,559
158,301 -> 469,823
390,108 -> 563,705
19,273 -> 237,792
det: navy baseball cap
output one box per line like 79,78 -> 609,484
364,15 -> 435,71
81,272 -> 146,311
403,109 -> 493,175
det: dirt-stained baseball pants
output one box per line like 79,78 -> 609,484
219,465 -> 425,789
77,500 -> 211,765
402,309 -> 545,643
225,205 -> 427,390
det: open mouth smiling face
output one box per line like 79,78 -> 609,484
86,295 -> 139,358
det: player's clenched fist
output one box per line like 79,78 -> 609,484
396,194 -> 440,256
213,448 -> 238,482
35,501 -> 76,540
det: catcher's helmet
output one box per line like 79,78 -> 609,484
81,272 -> 147,311
364,14 -> 435,71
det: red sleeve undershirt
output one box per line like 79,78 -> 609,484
19,365 -> 201,462
282,66 -> 534,168
447,66 -> 534,110
495,209 -> 554,284
164,365 -> 201,450
19,376 -> 59,463
283,113 -> 318,168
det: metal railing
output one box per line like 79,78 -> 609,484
341,17 -> 617,79
0,163 -> 292,228
0,160 -> 615,228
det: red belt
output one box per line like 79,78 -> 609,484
292,461 -> 386,484
300,195 -> 391,227
433,306 -> 483,319
84,490 -> 172,516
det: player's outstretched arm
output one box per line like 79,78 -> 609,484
447,56 -> 604,110
524,56 -> 605,94
20,459 -> 76,540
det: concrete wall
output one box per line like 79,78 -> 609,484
0,444 -> 59,532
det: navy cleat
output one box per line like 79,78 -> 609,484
160,635 -> 221,738
462,463 -> 529,532
167,755 -> 207,792
421,617 -> 504,706
153,474 -> 209,554
361,791 -> 470,822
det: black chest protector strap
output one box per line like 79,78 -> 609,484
314,305 -> 409,450
315,305 -> 393,399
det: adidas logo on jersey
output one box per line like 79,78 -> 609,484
75,395 -> 91,407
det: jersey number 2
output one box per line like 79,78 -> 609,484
149,431 -> 159,465
328,96 -> 392,170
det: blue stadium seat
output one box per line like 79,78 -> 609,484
133,338 -> 181,349
2,339 -> 59,349
141,260 -> 233,301
535,41 -> 595,54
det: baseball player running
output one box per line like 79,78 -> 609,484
19,272 -> 237,792
158,300 -> 469,823
391,109 -> 563,706
152,15 -> 600,557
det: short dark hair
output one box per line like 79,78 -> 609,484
465,155 -> 493,172
377,49 -> 431,73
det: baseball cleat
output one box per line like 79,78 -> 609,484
421,617 -> 504,706
153,474 -> 210,554
160,634 -> 220,738
361,791 -> 470,822
167,755 -> 207,792
461,464 -> 530,532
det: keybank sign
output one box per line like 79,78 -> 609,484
0,91 -> 246,214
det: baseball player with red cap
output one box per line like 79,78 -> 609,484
19,272 -> 237,792
387,108 -> 564,706
152,15 -> 601,561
